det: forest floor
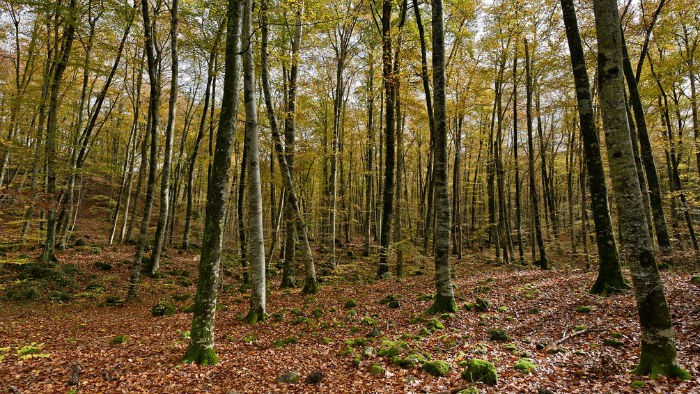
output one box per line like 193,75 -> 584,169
1,210 -> 700,393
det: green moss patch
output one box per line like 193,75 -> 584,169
462,358 -> 498,385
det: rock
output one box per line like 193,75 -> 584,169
151,302 -> 176,317
422,360 -> 451,377
361,347 -> 376,357
462,358 -> 498,386
305,370 -> 323,384
367,327 -> 384,338
537,388 -> 555,394
277,370 -> 301,384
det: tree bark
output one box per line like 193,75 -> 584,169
560,0 -> 626,294
592,0 -> 688,379
184,0 -> 242,365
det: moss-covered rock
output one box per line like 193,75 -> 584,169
370,364 -> 386,375
691,274 -> 700,285
488,328 -> 509,342
396,353 -> 428,368
462,358 -> 498,386
514,357 -> 536,374
378,340 -> 408,357
344,299 -> 358,309
151,302 -> 176,317
426,318 -> 445,331
475,297 -> 489,312
423,360 -> 451,376
361,317 -> 377,326
277,370 -> 301,384
457,388 -> 479,394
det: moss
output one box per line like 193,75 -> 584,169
457,388 -> 479,394
514,358 -> 536,374
151,302 -> 176,317
428,294 -> 458,314
426,318 -> 445,331
312,308 -> 324,318
378,340 -> 408,357
503,343 -> 517,353
291,316 -> 310,325
418,327 -> 432,337
409,314 -> 426,324
462,358 -> 497,385
370,363 -> 386,375
353,356 -> 361,367
630,380 -> 645,389
379,294 -> 401,304
344,299 -> 358,309
603,338 -> 624,347
632,351 -> 690,380
574,325 -> 586,331
396,353 -> 427,368
488,328 -> 509,342
463,302 -> 474,311
575,306 -> 591,313
112,335 -> 128,345
183,346 -> 219,366
362,317 -> 377,326
691,274 -> 700,285
339,346 -> 355,356
475,297 -> 489,312
423,360 -> 451,376
418,293 -> 435,301
272,336 -> 298,347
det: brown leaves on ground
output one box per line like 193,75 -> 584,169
1,241 -> 699,394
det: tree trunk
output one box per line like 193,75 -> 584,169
592,0 -> 688,379
512,51 -> 525,262
128,0 -> 162,300
559,0 -> 626,294
429,0 -> 456,313
150,0 -> 179,275
243,0 -> 266,323
524,39 -> 547,269
377,0 -> 395,278
184,0 -> 242,365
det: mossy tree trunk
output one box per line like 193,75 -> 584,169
559,0 -> 627,295
592,0 -> 688,379
184,0 -> 242,365
429,0 -> 456,314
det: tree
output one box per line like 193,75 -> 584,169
40,0 -> 78,262
524,38 -> 547,268
242,0 -> 266,323
150,0 -> 179,275
592,0 -> 688,379
184,0 -> 242,365
559,0 -> 627,295
429,0 -> 456,313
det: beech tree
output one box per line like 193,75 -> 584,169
592,0 -> 688,379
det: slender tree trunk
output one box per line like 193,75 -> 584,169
363,51 -> 375,257
377,0 -> 395,278
150,0 -> 179,275
524,39 -> 547,269
592,0 -> 688,379
620,28 -> 672,256
128,0 -> 162,299
243,0 -> 266,323
512,51 -> 525,262
41,0 -> 77,262
184,0 -> 242,365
